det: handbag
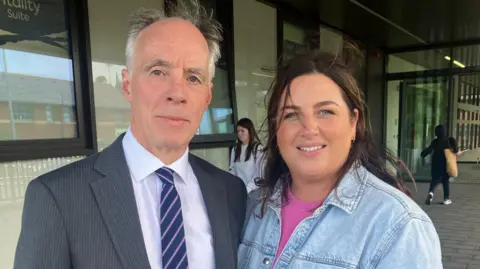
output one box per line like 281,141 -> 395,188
444,148 -> 458,177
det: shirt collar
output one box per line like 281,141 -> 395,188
122,128 -> 190,184
268,163 -> 368,214
323,164 -> 368,214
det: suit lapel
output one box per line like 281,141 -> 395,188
91,135 -> 150,269
189,154 -> 234,269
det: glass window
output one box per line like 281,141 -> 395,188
233,0 -> 276,142
453,45 -> 480,69
196,0 -> 234,136
0,0 -> 77,141
455,74 -> 480,154
190,147 -> 230,171
0,156 -> 85,268
397,77 -> 449,178
88,0 -> 163,151
283,22 -> 308,64
319,26 -> 343,55
62,106 -> 73,123
45,104 -> 53,122
388,49 -> 451,73
12,103 -> 33,121
478,125 -> 480,148
196,68 -> 234,135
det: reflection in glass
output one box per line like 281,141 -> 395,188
0,156 -> 85,269
398,77 -> 449,179
453,45 -> 480,68
197,68 -> 234,135
0,49 -> 77,140
455,74 -> 480,152
90,61 -> 130,151
283,22 -> 307,64
388,49 -> 450,73
190,147 -> 229,170
0,0 -> 76,141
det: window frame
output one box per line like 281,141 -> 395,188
166,0 -> 238,147
0,0 -> 97,162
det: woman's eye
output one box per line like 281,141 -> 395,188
318,110 -> 333,116
284,112 -> 297,119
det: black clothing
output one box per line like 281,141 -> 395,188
421,125 -> 458,200
428,173 -> 450,200
421,125 -> 459,177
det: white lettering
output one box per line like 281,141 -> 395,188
2,0 -> 40,16
11,0 -> 20,9
32,0 -> 39,15
6,8 -> 30,21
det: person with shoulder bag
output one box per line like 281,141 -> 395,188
421,124 -> 460,205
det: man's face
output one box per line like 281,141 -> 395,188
122,18 -> 212,161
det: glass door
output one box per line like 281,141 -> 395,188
399,77 -> 449,179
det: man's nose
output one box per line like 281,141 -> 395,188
166,71 -> 187,104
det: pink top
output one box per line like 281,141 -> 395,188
273,187 -> 323,266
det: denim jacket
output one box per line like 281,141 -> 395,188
238,165 -> 443,269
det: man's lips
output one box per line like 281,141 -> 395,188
156,116 -> 189,125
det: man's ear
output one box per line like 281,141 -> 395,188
205,82 -> 213,107
122,69 -> 132,103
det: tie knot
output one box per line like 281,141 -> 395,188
156,167 -> 175,185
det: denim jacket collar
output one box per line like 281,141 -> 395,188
266,164 -> 369,215
324,164 -> 369,214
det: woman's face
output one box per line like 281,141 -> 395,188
237,126 -> 250,144
276,73 -> 358,182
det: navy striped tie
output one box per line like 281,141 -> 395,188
156,167 -> 188,269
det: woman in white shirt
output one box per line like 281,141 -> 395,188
230,118 -> 264,193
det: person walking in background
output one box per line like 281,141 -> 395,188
239,47 -> 442,268
422,124 -> 460,205
14,1 -> 247,268
230,118 -> 264,192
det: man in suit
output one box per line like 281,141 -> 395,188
14,1 -> 247,268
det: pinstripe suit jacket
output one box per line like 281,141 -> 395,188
14,135 -> 247,269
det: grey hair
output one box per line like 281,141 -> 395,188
125,0 -> 222,79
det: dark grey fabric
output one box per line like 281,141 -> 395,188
14,135 -> 247,269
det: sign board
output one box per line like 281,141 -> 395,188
0,0 -> 67,47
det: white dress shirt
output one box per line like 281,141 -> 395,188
122,129 -> 215,269
229,144 -> 264,193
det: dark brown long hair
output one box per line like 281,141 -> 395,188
257,45 -> 413,215
234,118 -> 262,162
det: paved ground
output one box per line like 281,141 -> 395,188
414,163 -> 480,184
408,182 -> 480,269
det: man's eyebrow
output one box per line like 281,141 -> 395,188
186,68 -> 206,80
143,59 -> 172,71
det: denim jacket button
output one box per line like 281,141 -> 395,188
263,257 -> 271,265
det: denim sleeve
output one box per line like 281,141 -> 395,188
370,217 -> 443,269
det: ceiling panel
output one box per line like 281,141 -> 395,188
263,0 -> 480,49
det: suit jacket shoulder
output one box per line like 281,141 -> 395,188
35,153 -> 100,187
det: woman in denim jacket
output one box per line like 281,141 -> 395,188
238,46 -> 442,269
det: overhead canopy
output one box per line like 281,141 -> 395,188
263,0 -> 480,50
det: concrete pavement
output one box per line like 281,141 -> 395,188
409,182 -> 480,269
